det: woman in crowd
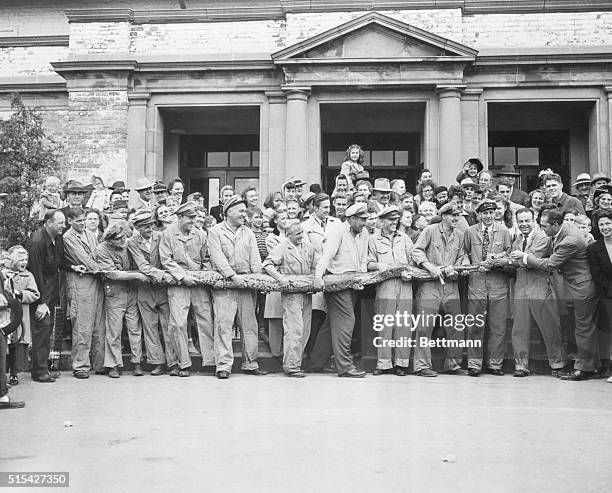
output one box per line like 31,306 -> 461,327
491,194 -> 518,237
209,185 -> 234,224
153,203 -> 173,231
397,208 -> 419,243
167,178 -> 185,204
587,209 -> 612,382
529,189 -> 547,224
414,179 -> 435,207
85,209 -> 104,240
264,208 -> 289,360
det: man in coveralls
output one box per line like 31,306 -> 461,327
463,199 -> 512,377
367,205 -> 414,376
207,195 -> 266,380
263,219 -> 317,378
96,222 -> 143,378
412,202 -> 468,377
127,211 -> 176,376
159,202 -> 212,377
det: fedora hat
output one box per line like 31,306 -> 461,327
496,165 -> 520,177
591,172 -> 611,185
64,181 -> 88,194
373,178 -> 391,192
573,173 -> 592,187
133,178 -> 155,191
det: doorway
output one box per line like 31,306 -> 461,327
320,102 -> 424,193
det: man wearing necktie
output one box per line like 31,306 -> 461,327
464,200 -> 513,376
510,209 -> 599,380
509,208 -> 566,377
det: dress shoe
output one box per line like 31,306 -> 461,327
513,370 -> 529,378
468,368 -> 481,377
0,398 -> 25,409
242,368 -> 268,376
445,368 -> 468,375
488,368 -> 504,376
9,375 -> 18,386
415,368 -> 438,377
33,375 -> 56,383
395,367 -> 409,376
340,369 -> 366,378
150,365 -> 164,376
133,364 -> 144,377
178,369 -> 191,377
168,366 -> 180,377
216,371 -> 230,379
560,370 -> 594,381
287,371 -> 306,378
73,371 -> 89,379
108,367 -> 120,379
373,368 -> 393,376
94,369 -> 109,375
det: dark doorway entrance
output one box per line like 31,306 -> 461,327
320,102 -> 424,194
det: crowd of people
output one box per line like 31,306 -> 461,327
1,143 -> 612,410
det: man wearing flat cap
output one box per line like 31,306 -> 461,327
207,195 -> 265,379
412,202 -> 469,377
367,206 -> 415,376
159,201 -> 213,377
463,199 -> 513,377
128,211 -> 177,376
96,222 -> 144,378
309,202 -> 370,378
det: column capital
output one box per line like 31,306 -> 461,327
604,86 -> 612,98
462,87 -> 484,101
128,92 -> 151,105
265,90 -> 286,104
281,86 -> 311,101
436,85 -> 465,98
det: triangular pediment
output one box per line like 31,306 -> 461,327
272,12 -> 477,62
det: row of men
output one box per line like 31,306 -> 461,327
6,185 -> 611,385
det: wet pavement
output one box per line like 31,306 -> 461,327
2,372 -> 612,493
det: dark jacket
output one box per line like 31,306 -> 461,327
587,239 -> 612,297
510,187 -> 530,207
25,227 -> 64,308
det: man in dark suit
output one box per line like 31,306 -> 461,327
496,166 -> 530,206
25,209 -> 66,383
511,209 -> 599,380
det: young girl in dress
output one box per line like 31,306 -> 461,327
340,144 -> 365,188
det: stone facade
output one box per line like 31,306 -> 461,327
1,2 -> 612,192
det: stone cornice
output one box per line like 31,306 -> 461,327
0,76 -> 67,93
0,35 -> 69,47
62,1 -> 612,24
51,59 -> 138,75
475,52 -> 612,66
275,57 -> 476,65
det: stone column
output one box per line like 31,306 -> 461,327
604,86 -> 612,176
263,91 -> 287,196
127,92 -> 150,185
284,87 -> 310,183
437,86 -> 463,186
461,88 -> 483,164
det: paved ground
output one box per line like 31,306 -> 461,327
2,372 -> 612,493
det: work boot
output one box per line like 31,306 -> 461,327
133,364 -> 144,376
108,367 -> 120,379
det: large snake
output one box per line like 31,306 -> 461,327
98,264 -> 490,293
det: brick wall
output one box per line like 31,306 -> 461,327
69,22 -> 131,54
0,46 -> 68,77
63,88 -> 129,183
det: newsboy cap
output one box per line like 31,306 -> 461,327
475,199 -> 497,213
223,195 -> 247,215
345,203 -> 369,218
377,205 -> 400,220
175,201 -> 198,217
132,211 -> 155,228
438,203 -> 462,216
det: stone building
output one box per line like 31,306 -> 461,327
2,1 -> 612,208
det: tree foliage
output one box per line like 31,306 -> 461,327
0,94 -> 64,249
